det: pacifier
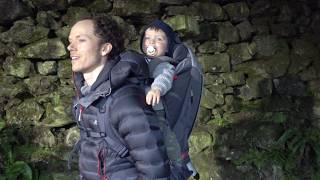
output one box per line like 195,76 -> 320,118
146,46 -> 156,56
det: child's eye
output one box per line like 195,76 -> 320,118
78,39 -> 86,42
156,37 -> 163,41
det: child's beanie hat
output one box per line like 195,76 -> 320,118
141,19 -> 179,57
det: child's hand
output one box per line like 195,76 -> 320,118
146,88 -> 161,106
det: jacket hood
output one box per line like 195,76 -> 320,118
140,19 -> 182,57
73,51 -> 149,97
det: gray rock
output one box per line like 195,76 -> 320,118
55,25 -> 71,43
252,24 -> 270,35
308,80 -> 320,99
198,53 -> 230,73
273,76 -> 307,96
3,56 -> 32,78
0,42 -> 12,56
57,59 -> 72,79
203,73 -> 223,86
189,129 -> 213,155
37,61 -> 57,75
218,21 -> 240,44
0,0 -> 32,25
87,0 -> 112,13
288,39 -> 319,74
0,76 -> 27,98
0,19 -> 49,44
312,99 -> 320,127
277,2 -> 293,23
221,72 -> 246,87
126,39 -> 140,52
223,2 -> 250,23
200,88 -> 224,109
111,0 -> 160,16
23,75 -> 58,95
234,52 -> 290,78
165,15 -> 200,36
239,76 -> 272,101
206,83 -> 228,95
36,11 -> 61,30
222,111 -> 260,126
212,108 -> 223,119
223,95 -> 241,113
245,123 -> 283,149
112,16 -> 138,41
198,41 -> 227,54
64,127 -> 80,147
29,0 -> 67,11
191,2 -> 226,21
227,42 -> 256,65
299,65 -> 318,81
253,35 -> 289,57
17,38 -> 67,60
166,5 -> 197,16
189,151 -> 221,180
32,127 -> 56,147
250,0 -> 272,17
236,20 -> 254,41
52,171 -> 80,180
261,165 -> 285,180
240,98 -> 264,112
262,96 -> 295,112
196,107 -> 212,124
197,22 -> 219,41
311,12 -> 320,34
42,96 -> 73,127
62,7 -> 90,26
5,98 -> 45,126
270,23 -> 296,37
157,0 -> 191,5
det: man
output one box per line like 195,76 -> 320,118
68,15 -> 170,180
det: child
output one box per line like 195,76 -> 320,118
141,19 -> 180,160
140,19 -> 199,180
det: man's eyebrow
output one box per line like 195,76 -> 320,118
69,34 -> 91,41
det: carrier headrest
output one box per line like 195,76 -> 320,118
172,44 -> 189,63
110,50 -> 149,88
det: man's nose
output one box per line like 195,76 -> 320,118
67,43 -> 75,51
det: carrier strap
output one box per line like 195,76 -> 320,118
83,130 -> 129,158
98,96 -> 129,158
67,139 -> 81,170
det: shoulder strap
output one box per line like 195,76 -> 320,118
95,96 -> 129,158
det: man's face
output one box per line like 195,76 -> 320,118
143,28 -> 168,57
67,20 -> 105,73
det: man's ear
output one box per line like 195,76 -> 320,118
101,43 -> 112,56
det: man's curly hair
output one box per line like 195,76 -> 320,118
79,14 -> 125,60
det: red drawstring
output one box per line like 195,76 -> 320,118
181,151 -> 189,160
97,149 -> 108,180
173,75 -> 178,80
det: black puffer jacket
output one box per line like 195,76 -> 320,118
72,51 -> 170,180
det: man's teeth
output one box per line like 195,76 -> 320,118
71,56 -> 79,60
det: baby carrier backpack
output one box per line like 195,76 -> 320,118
147,43 -> 203,179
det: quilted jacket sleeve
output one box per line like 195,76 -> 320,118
110,85 -> 170,179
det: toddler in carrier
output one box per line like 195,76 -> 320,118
140,19 -> 199,180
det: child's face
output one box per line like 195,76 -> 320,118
143,28 -> 168,57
